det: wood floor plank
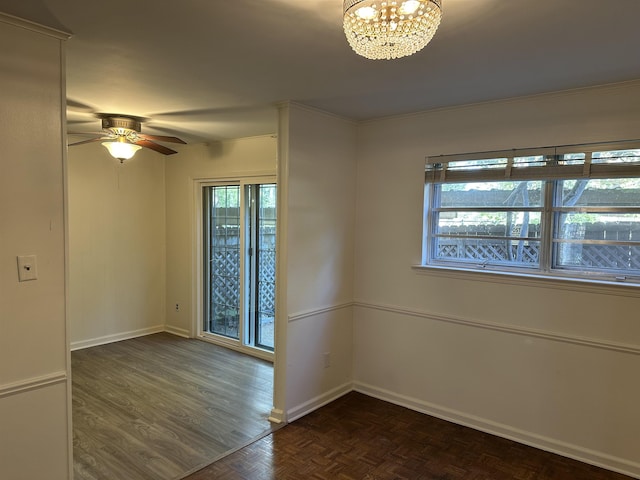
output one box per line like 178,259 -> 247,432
72,333 -> 274,480
185,392 -> 633,480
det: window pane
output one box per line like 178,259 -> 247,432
436,211 -> 541,239
559,178 -> 640,207
448,157 -> 508,170
513,155 -> 546,167
434,237 -> 540,265
439,181 -> 543,208
256,184 -> 276,351
207,185 -> 241,340
555,244 -> 640,272
556,213 -> 640,241
591,149 -> 640,164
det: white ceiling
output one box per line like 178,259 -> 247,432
4,0 -> 640,143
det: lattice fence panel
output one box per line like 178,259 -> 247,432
437,241 -> 539,264
258,250 -> 276,315
570,245 -> 640,270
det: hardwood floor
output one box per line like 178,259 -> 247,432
185,392 -> 633,480
72,333 -> 273,480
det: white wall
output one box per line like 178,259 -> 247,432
69,135 -> 277,345
279,104 -> 357,420
164,138 -> 277,337
353,81 -> 640,477
68,146 -> 167,348
0,14 -> 71,480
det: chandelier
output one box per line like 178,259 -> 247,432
343,0 -> 442,60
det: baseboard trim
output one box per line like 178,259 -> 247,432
0,371 -> 67,399
165,325 -> 191,338
354,382 -> 640,479
70,325 -> 165,351
268,408 -> 286,424
287,382 -> 353,423
354,301 -> 640,356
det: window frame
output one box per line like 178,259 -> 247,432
422,141 -> 640,286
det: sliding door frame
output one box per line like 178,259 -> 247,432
193,175 -> 276,362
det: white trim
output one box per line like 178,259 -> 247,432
413,264 -> 640,298
192,178 -> 205,341
288,302 -> 354,323
279,101 -> 357,126
268,408 -> 286,424
354,300 -> 640,356
70,325 -> 165,351
164,325 -> 191,338
286,382 -> 353,423
0,12 -> 71,39
272,104 -> 289,432
353,382 -> 640,479
190,171 -> 276,182
0,372 -> 67,399
60,35 -> 74,480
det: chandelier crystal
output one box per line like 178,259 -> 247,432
343,0 -> 442,60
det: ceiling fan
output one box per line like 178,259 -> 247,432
68,114 -> 186,162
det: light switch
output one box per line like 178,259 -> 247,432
17,255 -> 38,281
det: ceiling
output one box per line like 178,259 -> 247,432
4,0 -> 640,144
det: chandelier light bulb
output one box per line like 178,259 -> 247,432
355,6 -> 377,19
343,0 -> 442,60
399,0 -> 421,15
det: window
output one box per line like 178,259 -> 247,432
202,181 -> 277,353
423,142 -> 640,284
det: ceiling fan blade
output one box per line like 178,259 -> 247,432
68,131 -> 107,136
135,139 -> 178,155
68,120 -> 99,126
138,133 -> 186,144
68,137 -> 106,146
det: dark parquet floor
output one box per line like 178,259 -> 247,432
72,333 -> 274,480
185,392 -> 633,480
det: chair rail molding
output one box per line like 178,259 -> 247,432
0,371 -> 68,399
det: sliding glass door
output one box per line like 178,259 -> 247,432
202,181 -> 276,353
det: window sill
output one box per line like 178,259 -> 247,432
412,264 -> 640,298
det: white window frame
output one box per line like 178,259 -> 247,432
422,140 -> 640,286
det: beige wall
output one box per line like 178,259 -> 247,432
4,14 -> 637,476
353,81 -> 640,477
279,104 -> 357,420
68,146 -> 167,348
0,15 -> 71,480
68,135 -> 277,347
164,138 -> 277,337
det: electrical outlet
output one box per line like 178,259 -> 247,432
175,303 -> 180,312
323,352 -> 331,369
17,255 -> 38,282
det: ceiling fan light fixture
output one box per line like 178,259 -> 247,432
343,0 -> 442,60
102,138 -> 142,163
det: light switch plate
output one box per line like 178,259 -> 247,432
17,255 -> 38,281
